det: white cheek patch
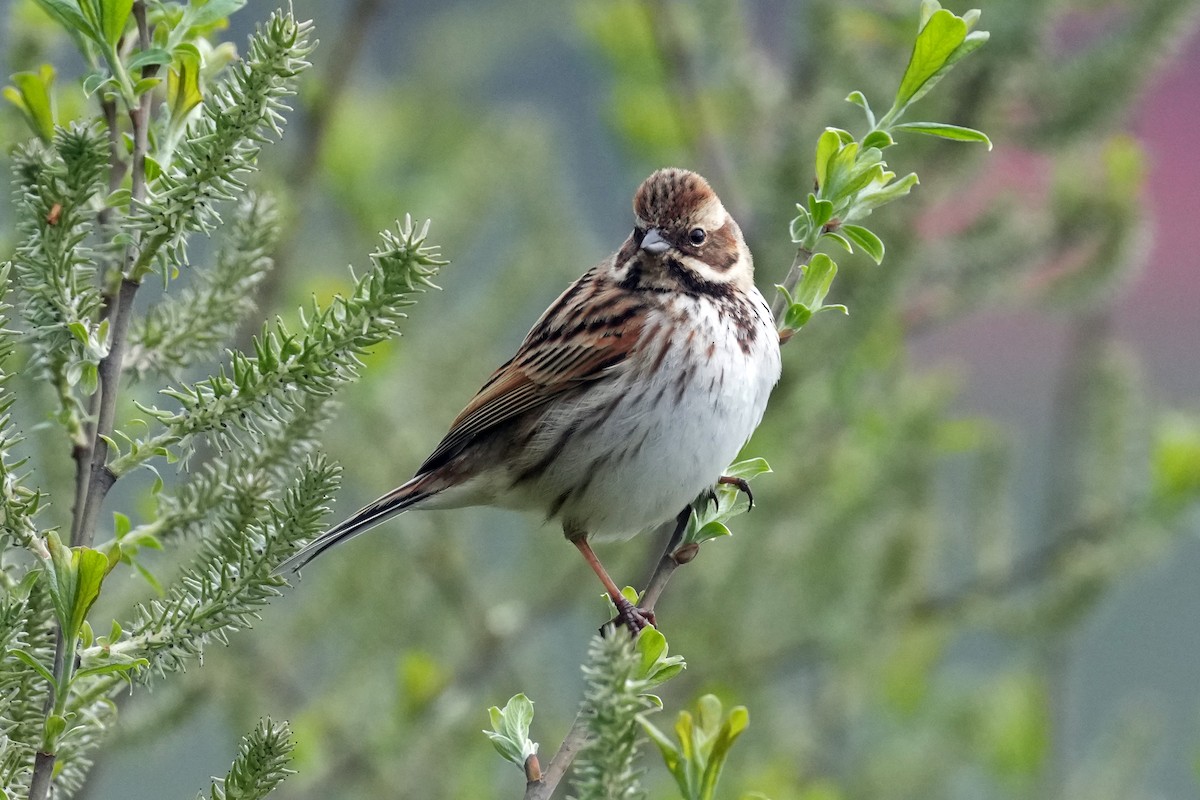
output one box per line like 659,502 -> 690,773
678,254 -> 730,284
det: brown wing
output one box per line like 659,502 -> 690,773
416,267 -> 646,474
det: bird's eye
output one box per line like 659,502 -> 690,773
688,228 -> 707,245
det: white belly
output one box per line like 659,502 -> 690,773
511,292 -> 780,540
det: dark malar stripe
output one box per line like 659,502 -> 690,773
662,256 -> 735,298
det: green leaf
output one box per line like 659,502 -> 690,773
639,716 -> 681,765
127,47 -> 172,71
841,224 -> 885,264
807,195 -> 834,228
484,693 -> 538,770
635,626 -> 687,688
181,0 -> 248,30
823,230 -> 854,253
32,0 -> 93,39
778,255 -> 849,334
5,65 -> 57,141
98,0 -> 133,47
895,9 -> 968,110
893,121 -> 992,149
789,206 -> 813,244
984,674 -> 1049,782
845,90 -> 875,127
700,704 -> 750,800
11,648 -> 57,687
918,0 -> 939,31
862,129 -> 894,150
724,457 -> 771,480
847,172 -> 920,219
43,713 -> 69,751
694,520 -> 732,543
73,658 -> 150,681
1153,413 -> 1200,509
82,72 -> 113,97
168,43 -> 203,123
782,300 -> 812,330
131,76 -> 161,95
37,532 -> 120,640
795,253 -> 838,310
813,128 -> 842,190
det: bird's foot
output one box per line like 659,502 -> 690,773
601,595 -> 656,637
717,475 -> 753,509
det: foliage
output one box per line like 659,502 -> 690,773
0,3 -> 447,798
1,0 -> 1197,798
567,630 -> 662,800
640,694 -> 751,800
775,2 -> 990,339
199,719 -> 296,800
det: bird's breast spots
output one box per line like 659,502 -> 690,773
713,297 -> 761,355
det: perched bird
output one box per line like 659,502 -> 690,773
279,168 -> 782,630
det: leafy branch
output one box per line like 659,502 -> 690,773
0,4 -> 450,799
773,0 -> 991,338
114,217 -> 446,474
199,719 -> 296,800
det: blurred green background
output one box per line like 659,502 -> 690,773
4,0 -> 1200,798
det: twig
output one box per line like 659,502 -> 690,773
523,712 -> 590,800
70,95 -> 126,545
76,2 -> 158,548
31,9 -> 157,799
769,246 -> 816,325
1036,306 -> 1113,796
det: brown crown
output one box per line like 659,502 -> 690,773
633,168 -> 716,228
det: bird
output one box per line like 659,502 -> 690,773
278,168 -> 782,631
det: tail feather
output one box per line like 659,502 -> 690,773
276,475 -> 436,575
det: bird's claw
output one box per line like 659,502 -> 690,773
717,475 -> 753,509
601,595 -> 656,637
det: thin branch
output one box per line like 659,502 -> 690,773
73,96 -> 127,543
76,2 -> 158,548
32,8 -> 156,800
769,246 -> 816,326
523,712 -> 589,800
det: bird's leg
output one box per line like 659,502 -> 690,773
717,475 -> 753,509
572,537 -> 654,635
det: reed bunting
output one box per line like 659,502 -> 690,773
279,168 -> 782,631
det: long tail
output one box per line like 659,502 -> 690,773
276,474 -> 438,575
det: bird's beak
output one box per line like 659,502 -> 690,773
640,228 -> 670,255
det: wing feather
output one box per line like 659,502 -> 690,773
416,268 -> 645,474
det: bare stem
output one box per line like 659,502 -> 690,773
76,2 -> 157,548
27,754 -> 54,800
523,712 -> 590,800
33,9 -> 156,799
770,245 -> 816,324
71,78 -> 127,547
